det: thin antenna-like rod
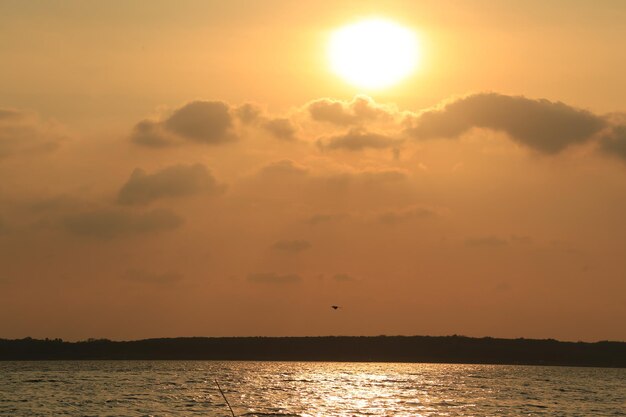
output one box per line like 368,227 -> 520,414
215,379 -> 236,417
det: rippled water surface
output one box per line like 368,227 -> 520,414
0,361 -> 624,416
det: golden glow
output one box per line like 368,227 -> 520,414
329,19 -> 419,90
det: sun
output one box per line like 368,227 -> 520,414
329,19 -> 419,90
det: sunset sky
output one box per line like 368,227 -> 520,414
1,0 -> 625,342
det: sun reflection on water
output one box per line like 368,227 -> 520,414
0,361 -> 623,416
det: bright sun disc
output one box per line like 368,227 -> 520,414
329,19 -> 419,89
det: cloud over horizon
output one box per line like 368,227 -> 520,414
263,118 -> 298,141
164,101 -> 234,143
377,206 -> 439,225
600,124 -> 626,161
247,272 -> 302,284
131,100 -> 236,147
64,208 -> 183,238
318,128 -> 400,151
2,92 -> 626,342
406,93 -> 608,154
307,96 -> 395,126
465,236 -> 509,248
118,163 -> 225,205
272,239 -> 312,253
0,108 -> 66,159
124,93 -> 626,163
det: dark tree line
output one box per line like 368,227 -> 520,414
1,335 -> 624,367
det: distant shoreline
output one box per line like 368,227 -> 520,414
1,335 -> 624,368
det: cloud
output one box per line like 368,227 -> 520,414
299,167 -> 409,197
377,206 -> 438,225
235,103 -> 263,124
307,96 -> 393,126
0,109 -> 23,121
348,168 -> 408,184
64,208 -> 183,238
129,94 -> 626,164
253,160 -> 408,195
234,102 -> 298,140
511,235 -> 533,244
306,213 -> 345,225
257,159 -> 309,177
307,214 -> 333,225
599,124 -> 626,161
117,163 -> 225,205
130,120 -> 175,148
272,239 -> 311,253
259,160 -> 407,184
333,273 -> 357,282
465,236 -> 509,248
132,100 -> 235,147
22,195 -> 82,214
318,128 -> 400,151
123,269 -> 183,285
244,160 -> 410,211
0,108 -> 65,159
263,118 -> 298,141
247,272 -> 301,284
406,93 -> 607,154
494,281 -> 512,292
164,101 -> 234,143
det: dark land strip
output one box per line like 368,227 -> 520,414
1,336 -> 624,367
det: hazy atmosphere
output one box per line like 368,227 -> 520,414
1,0 -> 626,342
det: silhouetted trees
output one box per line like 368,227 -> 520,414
0,335 -> 624,367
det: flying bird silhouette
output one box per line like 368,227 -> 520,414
331,305 -> 341,310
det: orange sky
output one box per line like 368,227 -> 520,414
1,0 -> 625,342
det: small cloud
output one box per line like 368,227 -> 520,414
465,236 -> 509,248
318,128 -> 400,151
377,206 -> 438,225
318,167 -> 408,193
511,235 -> 533,244
123,269 -> 183,285
0,108 -> 66,159
494,281 -> 512,292
599,124 -> 626,162
272,239 -> 311,253
64,208 -> 183,239
307,95 -> 393,126
353,168 -> 408,183
235,103 -> 263,124
247,272 -> 301,284
130,120 -> 175,148
306,213 -> 345,225
163,100 -> 234,143
308,99 -> 355,125
333,273 -> 357,282
258,159 -> 309,177
263,118 -> 298,141
117,163 -> 225,205
307,214 -> 333,225
22,195 -> 83,215
0,109 -> 24,121
132,100 -> 236,147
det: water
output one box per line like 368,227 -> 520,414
0,361 -> 624,416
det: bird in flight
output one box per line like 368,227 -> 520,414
331,305 -> 341,310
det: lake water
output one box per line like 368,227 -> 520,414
0,361 -> 624,416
